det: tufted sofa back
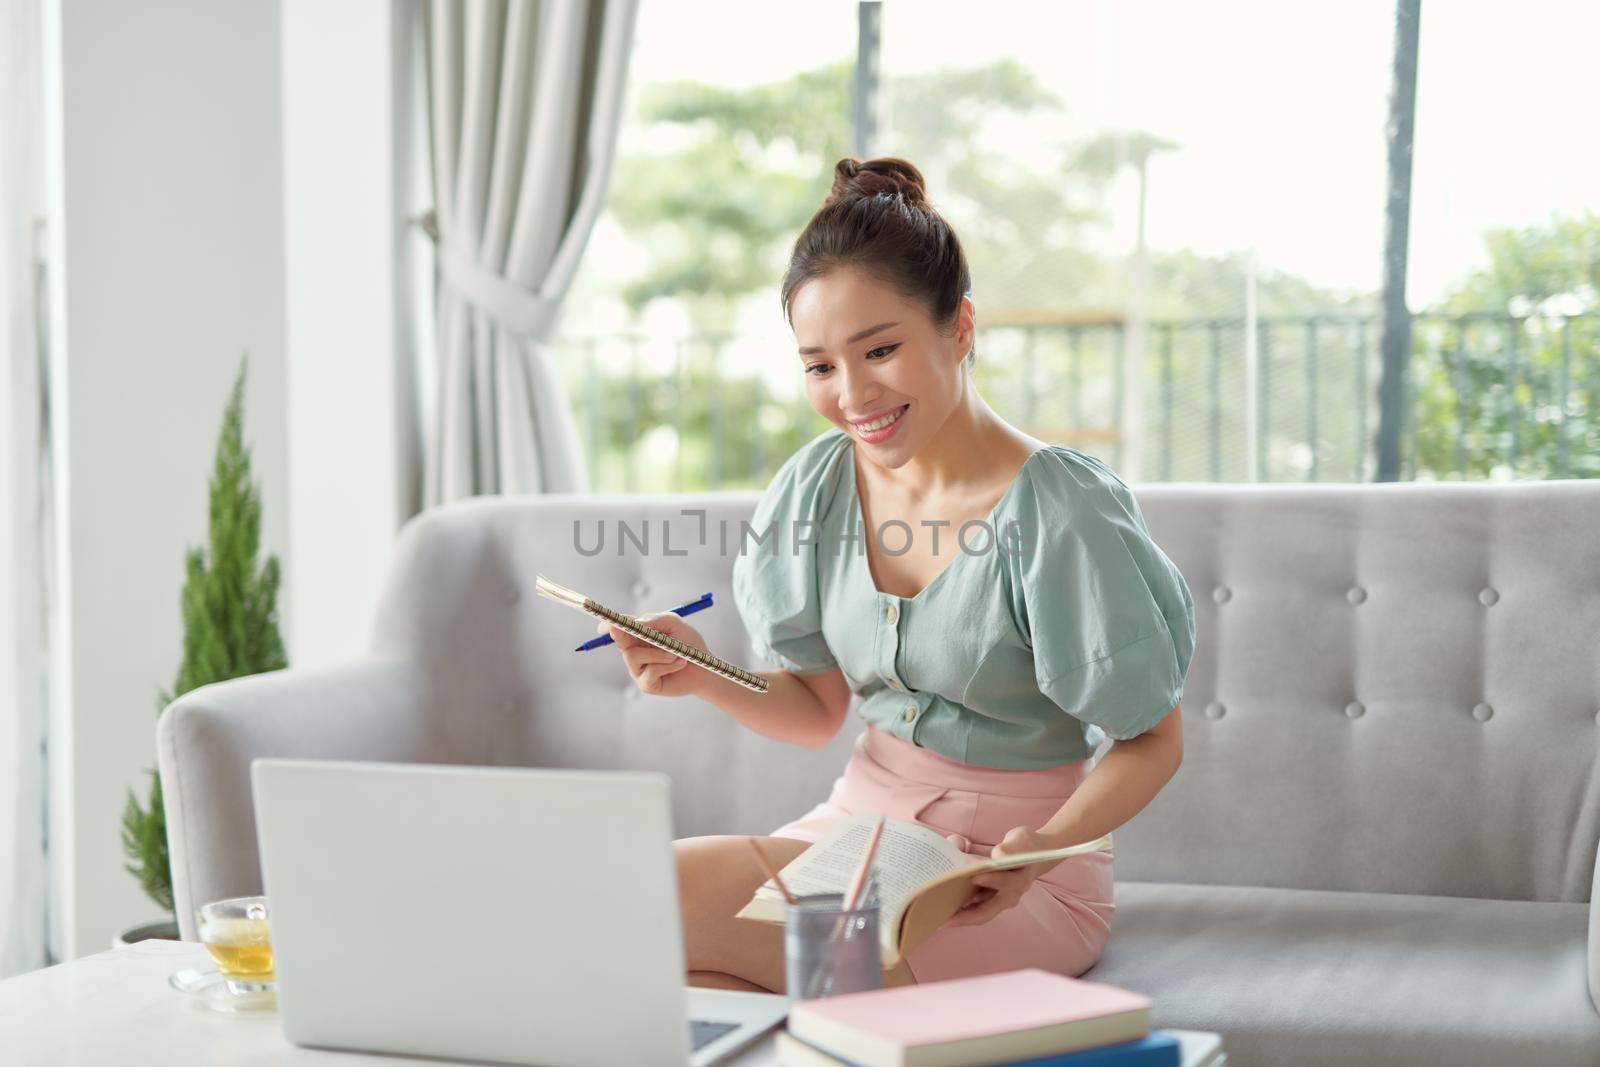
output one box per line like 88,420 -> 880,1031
366,483 -> 1600,903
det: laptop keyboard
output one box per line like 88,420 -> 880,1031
690,1019 -> 741,1051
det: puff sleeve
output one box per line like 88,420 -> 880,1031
730,436 -> 842,676
1010,449 -> 1196,741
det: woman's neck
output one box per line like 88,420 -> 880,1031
860,384 -> 1043,504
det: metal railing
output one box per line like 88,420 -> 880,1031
553,312 -> 1598,492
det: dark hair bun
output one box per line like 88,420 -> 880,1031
826,157 -> 931,210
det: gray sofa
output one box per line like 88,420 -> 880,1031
157,482 -> 1600,1065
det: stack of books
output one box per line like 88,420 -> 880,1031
775,969 -> 1209,1067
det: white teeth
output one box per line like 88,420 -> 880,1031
856,406 -> 905,433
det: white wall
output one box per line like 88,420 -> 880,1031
48,0 -> 419,957
281,0 -> 418,670
2,0 -> 52,979
53,0 -> 289,955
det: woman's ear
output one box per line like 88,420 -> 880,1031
956,295 -> 976,363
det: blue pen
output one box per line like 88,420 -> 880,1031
574,592 -> 715,651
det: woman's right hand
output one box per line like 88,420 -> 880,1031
599,612 -> 711,698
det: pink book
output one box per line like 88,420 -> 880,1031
786,968 -> 1152,1067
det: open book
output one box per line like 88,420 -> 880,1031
735,814 -> 1112,969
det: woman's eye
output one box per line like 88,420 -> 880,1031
804,344 -> 897,377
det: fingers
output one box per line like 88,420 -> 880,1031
594,612 -> 696,694
962,885 -> 998,908
948,884 -> 1021,927
948,868 -> 1032,927
594,617 -> 665,658
623,639 -> 683,675
991,826 -> 1040,860
597,612 -> 679,649
971,868 -> 1032,894
948,889 -> 1001,926
597,619 -> 641,649
603,615 -> 689,692
637,658 -> 688,693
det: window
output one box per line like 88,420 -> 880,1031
555,0 -> 1597,491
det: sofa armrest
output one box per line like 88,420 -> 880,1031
156,658 -> 436,939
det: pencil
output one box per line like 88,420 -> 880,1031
842,815 -> 886,911
805,815 -> 888,998
748,838 -> 796,905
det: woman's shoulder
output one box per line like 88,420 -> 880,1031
1004,444 -> 1196,712
1013,443 -> 1146,532
779,425 -> 853,479
754,426 -> 854,518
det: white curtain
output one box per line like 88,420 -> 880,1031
1,0 -> 53,979
420,0 -> 638,504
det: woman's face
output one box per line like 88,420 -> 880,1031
790,266 -> 972,468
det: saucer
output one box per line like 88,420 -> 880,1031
169,968 -> 277,1013
200,982 -> 278,1013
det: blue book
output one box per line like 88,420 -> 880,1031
1004,1030 -> 1182,1067
776,1028 -> 1182,1067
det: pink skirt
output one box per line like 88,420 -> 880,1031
769,725 -> 1115,984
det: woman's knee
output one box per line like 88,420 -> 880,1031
674,836 -> 753,918
674,835 -> 806,909
673,835 -> 804,983
673,837 -> 790,932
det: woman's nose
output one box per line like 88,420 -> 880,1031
836,369 -> 880,414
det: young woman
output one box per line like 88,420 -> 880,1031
598,156 -> 1196,994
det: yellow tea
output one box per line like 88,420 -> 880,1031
200,917 -> 275,981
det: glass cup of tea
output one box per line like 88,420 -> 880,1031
196,896 -> 276,998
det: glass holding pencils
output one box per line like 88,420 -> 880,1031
775,814 -> 887,1001
784,883 -> 884,1001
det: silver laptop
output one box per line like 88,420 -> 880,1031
251,759 -> 789,1066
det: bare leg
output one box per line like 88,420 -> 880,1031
686,970 -> 770,992
675,835 -> 811,993
676,834 -> 921,994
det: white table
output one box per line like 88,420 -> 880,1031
0,941 -> 1225,1066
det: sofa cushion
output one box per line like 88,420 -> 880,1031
1083,881 -> 1599,1066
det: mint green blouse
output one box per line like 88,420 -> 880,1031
730,428 -> 1196,769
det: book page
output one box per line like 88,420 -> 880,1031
770,816 -> 967,920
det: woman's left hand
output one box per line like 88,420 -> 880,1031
944,826 -> 1061,928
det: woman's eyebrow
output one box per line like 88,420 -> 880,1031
798,321 -> 901,356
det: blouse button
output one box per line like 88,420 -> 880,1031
1345,701 -> 1365,719
903,703 -> 917,723
1204,701 -> 1226,720
1473,702 -> 1494,723
1478,587 -> 1499,607
1212,586 -> 1231,605
1347,586 -> 1367,605
884,601 -> 900,626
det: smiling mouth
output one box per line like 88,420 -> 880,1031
851,404 -> 908,433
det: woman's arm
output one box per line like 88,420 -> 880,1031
601,613 -> 852,749
1038,701 -> 1184,847
696,665 -> 852,750
944,702 -> 1183,927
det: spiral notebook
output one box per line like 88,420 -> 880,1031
534,574 -> 770,694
